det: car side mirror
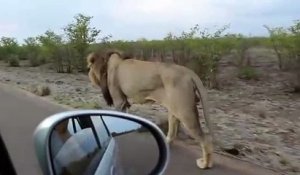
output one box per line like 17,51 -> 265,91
33,110 -> 169,175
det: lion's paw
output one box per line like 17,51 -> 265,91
196,158 -> 212,169
166,137 -> 172,144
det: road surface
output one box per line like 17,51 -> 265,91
0,83 -> 279,175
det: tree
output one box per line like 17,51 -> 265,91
181,24 -> 231,88
63,13 -> 101,72
38,30 -> 63,60
288,20 -> 300,60
0,37 -> 19,61
23,37 -> 40,57
288,20 -> 300,92
37,30 -> 68,72
263,25 -> 290,70
264,19 -> 300,92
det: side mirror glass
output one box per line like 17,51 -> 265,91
34,110 -> 169,175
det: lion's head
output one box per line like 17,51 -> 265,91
86,49 -> 132,106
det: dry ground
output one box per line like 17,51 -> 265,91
0,47 -> 299,175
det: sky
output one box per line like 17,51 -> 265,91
0,0 -> 299,43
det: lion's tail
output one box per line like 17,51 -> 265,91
190,70 -> 214,141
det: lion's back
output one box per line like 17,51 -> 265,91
160,62 -> 193,78
119,59 -> 194,87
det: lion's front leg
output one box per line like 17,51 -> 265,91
88,70 -> 100,88
114,99 -> 131,113
107,80 -> 131,113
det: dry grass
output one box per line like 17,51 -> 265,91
29,84 -> 51,96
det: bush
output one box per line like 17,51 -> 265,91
8,55 -> 20,67
185,54 -> 210,86
29,54 -> 46,67
238,66 -> 260,80
30,84 -> 51,96
29,57 -> 40,67
52,45 -> 79,73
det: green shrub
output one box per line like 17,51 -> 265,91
8,55 -> 20,67
238,66 -> 260,80
29,57 -> 40,67
185,55 -> 210,85
29,54 -> 46,67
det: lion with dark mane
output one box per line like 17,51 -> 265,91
87,49 -> 214,169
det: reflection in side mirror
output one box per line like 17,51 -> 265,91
34,110 -> 169,175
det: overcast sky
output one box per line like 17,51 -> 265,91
0,0 -> 299,43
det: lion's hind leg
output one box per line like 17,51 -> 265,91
166,113 -> 179,144
180,115 -> 213,169
196,135 -> 213,169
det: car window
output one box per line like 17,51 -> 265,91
50,117 -> 110,175
52,128 -> 100,175
90,116 -> 111,148
67,118 -> 81,134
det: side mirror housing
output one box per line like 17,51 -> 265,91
33,110 -> 169,175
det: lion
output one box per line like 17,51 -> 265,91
86,50 -> 214,169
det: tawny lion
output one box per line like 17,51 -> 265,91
86,50 -> 214,169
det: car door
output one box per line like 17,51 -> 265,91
90,115 -> 121,175
0,132 -> 17,175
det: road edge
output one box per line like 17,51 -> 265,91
0,82 -> 73,110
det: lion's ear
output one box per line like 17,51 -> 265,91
87,53 -> 96,68
89,52 -> 105,68
90,57 -> 95,64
